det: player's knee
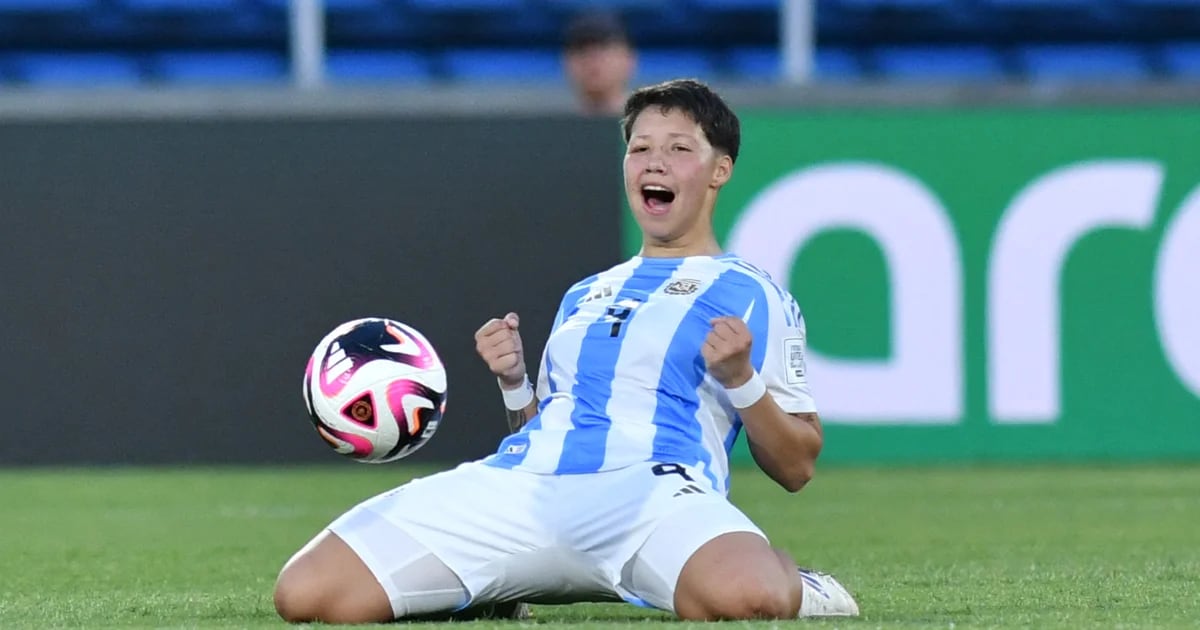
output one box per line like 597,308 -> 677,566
727,577 -> 798,620
680,575 -> 798,621
275,569 -> 381,624
754,578 -> 801,619
273,566 -> 320,623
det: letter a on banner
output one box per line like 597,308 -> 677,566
728,163 -> 963,424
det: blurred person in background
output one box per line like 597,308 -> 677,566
563,11 -> 637,116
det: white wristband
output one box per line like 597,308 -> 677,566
499,377 -> 535,411
725,372 -> 767,409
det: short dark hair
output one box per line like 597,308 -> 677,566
563,11 -> 629,52
621,79 -> 740,163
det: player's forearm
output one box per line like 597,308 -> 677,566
739,397 -> 823,492
499,375 -> 538,433
504,398 -> 539,433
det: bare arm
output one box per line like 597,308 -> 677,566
476,312 -> 542,433
477,309 -> 540,434
742,405 -> 823,492
704,315 -> 823,493
503,391 -> 539,433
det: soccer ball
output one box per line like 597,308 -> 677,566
303,317 -> 447,463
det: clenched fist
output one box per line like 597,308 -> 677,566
475,312 -> 526,389
702,316 -> 755,388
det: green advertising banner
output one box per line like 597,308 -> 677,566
623,108 -> 1200,464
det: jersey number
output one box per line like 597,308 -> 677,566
605,304 -> 632,337
651,463 -> 694,481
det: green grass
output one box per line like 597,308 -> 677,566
2,464 -> 1198,629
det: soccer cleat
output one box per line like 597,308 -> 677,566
449,600 -> 531,621
429,600 -> 530,622
797,569 -> 860,617
489,601 -> 532,620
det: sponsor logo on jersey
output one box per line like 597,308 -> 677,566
664,279 -> 701,295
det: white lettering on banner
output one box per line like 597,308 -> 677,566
727,163 -> 963,424
1154,182 -> 1200,399
988,161 -> 1163,423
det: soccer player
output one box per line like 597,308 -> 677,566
273,79 -> 860,623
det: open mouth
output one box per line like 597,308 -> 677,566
641,185 -> 676,215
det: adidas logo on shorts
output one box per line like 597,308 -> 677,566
672,484 -> 706,497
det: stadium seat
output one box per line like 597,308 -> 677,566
406,0 -> 525,11
441,48 -> 563,83
537,0 -> 663,11
5,52 -> 143,85
635,49 -> 716,84
0,0 -> 93,12
873,45 -> 1005,81
0,0 -> 1191,88
1159,41 -> 1200,78
979,0 -> 1093,8
114,0 -> 269,48
147,50 -> 287,83
326,49 -> 433,83
1118,0 -> 1200,30
1118,0 -> 1200,6
837,0 -> 954,9
118,0 -> 240,12
1016,44 -> 1150,81
976,0 -> 1108,27
256,0 -> 387,15
726,46 -> 863,81
725,46 -> 778,79
687,0 -> 780,11
977,0 -> 1112,35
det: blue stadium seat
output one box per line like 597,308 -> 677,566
538,0 -> 663,10
1118,0 -> 1200,25
0,0 -> 93,12
1016,44 -> 1150,80
1025,43 -> 1151,79
441,48 -> 562,83
726,46 -> 862,81
688,0 -> 779,11
980,0 -> 1092,7
257,0 -> 385,15
475,10 -> 560,42
326,49 -> 432,82
6,52 -> 143,85
873,45 -> 1005,80
837,0 -> 955,9
119,0 -> 240,12
317,4 -> 427,43
635,49 -> 716,84
407,0 -> 525,11
1117,0 -> 1200,6
148,50 -> 287,83
1159,42 -> 1200,78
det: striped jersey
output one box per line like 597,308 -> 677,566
483,253 -> 816,495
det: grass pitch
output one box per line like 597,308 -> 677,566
1,464 -> 1197,629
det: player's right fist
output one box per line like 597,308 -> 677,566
474,312 -> 526,389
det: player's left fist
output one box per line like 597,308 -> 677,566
703,316 -> 755,388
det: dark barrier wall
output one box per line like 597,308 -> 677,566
0,116 -> 623,465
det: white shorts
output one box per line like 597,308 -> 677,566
328,460 -> 765,614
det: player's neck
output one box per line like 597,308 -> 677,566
639,235 -> 723,259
